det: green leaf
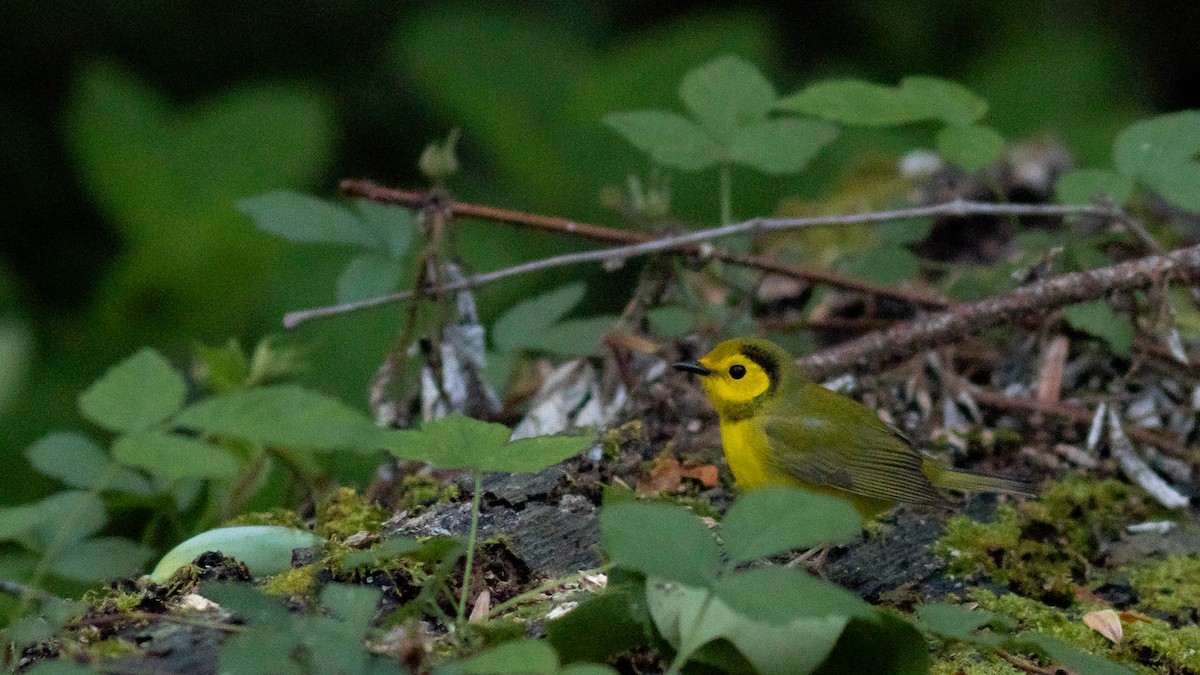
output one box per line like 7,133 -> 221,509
50,537 -> 156,581
899,76 -> 988,125
0,491 -> 106,547
599,502 -> 720,587
1009,632 -> 1134,675
1063,300 -> 1133,356
838,246 -> 920,286
722,487 -> 862,564
645,579 -> 847,675
237,191 -> 376,247
1055,169 -> 1134,206
24,661 -> 96,675
354,199 -> 415,259
646,307 -> 693,338
1144,163 -> 1200,211
25,432 -> 155,495
336,252 -> 408,304
77,348 -> 186,433
340,537 -> 423,571
493,282 -> 586,353
455,638 -> 559,675
112,432 -> 242,480
382,414 -> 591,473
320,584 -> 382,638
548,587 -> 652,664
777,79 -> 925,126
936,124 -> 1005,171
728,118 -> 839,174
878,217 -> 933,246
679,54 -> 776,139
1112,111 -> 1200,178
174,385 -> 385,451
150,526 -> 325,583
714,567 -> 873,624
603,111 -> 721,171
536,317 -> 618,356
202,581 -> 296,629
915,603 -> 996,640
813,613 -> 930,675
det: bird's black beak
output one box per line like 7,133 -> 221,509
673,360 -> 712,376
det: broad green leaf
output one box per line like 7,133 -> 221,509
77,348 -> 185,433
728,118 -> 838,174
1112,111 -> 1200,178
1056,169 -> 1134,206
493,282 -> 586,353
714,567 -> 873,624
354,199 -> 414,259
320,584 -> 382,638
0,491 -> 106,547
603,111 -> 721,171
814,613 -> 930,675
202,581 -> 296,629
722,487 -> 862,564
237,191 -> 376,247
548,587 -> 652,664
915,603 -> 996,640
25,431 -> 155,495
899,76 -> 988,125
1144,163 -> 1200,211
936,124 -> 1005,171
382,414 -> 591,473
838,246 -> 920,286
150,526 -> 325,582
536,316 -> 618,356
112,432 -> 242,480
646,306 -> 693,337
1063,300 -> 1133,356
50,537 -> 155,581
679,55 -> 776,139
878,217 -> 933,246
455,638 -> 559,674
336,252 -> 408,304
1010,632 -> 1134,675
599,502 -> 720,587
777,79 -> 925,126
646,579 -> 847,675
174,385 -> 385,450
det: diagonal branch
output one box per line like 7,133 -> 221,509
795,243 -> 1200,380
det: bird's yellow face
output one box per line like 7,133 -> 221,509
675,339 -> 779,419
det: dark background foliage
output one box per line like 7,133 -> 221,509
1,0 -> 1198,506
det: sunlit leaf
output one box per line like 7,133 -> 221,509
383,414 -> 591,473
174,385 -> 386,451
77,348 -> 185,433
25,432 -> 155,495
603,111 -> 721,171
722,487 -> 862,564
238,191 -> 376,247
150,526 -> 325,583
112,432 -> 242,480
1063,300 -> 1133,356
600,502 -> 720,587
728,118 -> 838,174
1055,169 -> 1133,206
714,567 -> 873,624
679,54 -> 776,139
936,124 -> 1005,171
50,537 -> 155,581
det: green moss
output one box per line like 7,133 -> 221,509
317,487 -> 390,539
1127,554 -> 1200,616
88,638 -> 141,659
397,475 -> 460,513
929,643 -> 1020,675
601,420 -> 645,461
261,564 -> 319,597
1125,619 -> 1200,671
936,477 -> 1156,604
83,589 -> 146,614
224,508 -> 307,529
970,590 -> 1110,652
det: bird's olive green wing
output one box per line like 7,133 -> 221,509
760,383 -> 946,506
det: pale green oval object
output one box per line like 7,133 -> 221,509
149,526 -> 325,583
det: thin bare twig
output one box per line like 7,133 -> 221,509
288,182 -> 1116,328
796,243 -> 1200,380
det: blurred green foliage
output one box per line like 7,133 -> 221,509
0,1 -> 1193,511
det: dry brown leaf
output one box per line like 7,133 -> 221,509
468,589 -> 491,623
1082,608 -> 1123,644
636,456 -> 683,497
679,464 -> 720,489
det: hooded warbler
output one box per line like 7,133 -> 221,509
674,337 -> 1033,518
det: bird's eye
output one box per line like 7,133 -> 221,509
729,364 -> 746,379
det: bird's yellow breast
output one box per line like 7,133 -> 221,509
719,417 -> 779,491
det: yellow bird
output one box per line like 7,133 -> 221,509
674,337 -> 1033,518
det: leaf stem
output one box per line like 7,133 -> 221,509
486,563 -> 614,620
456,469 -> 484,630
665,589 -> 717,675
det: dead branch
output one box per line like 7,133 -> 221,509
796,244 -> 1200,380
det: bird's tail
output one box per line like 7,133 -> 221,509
927,463 -> 1036,497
